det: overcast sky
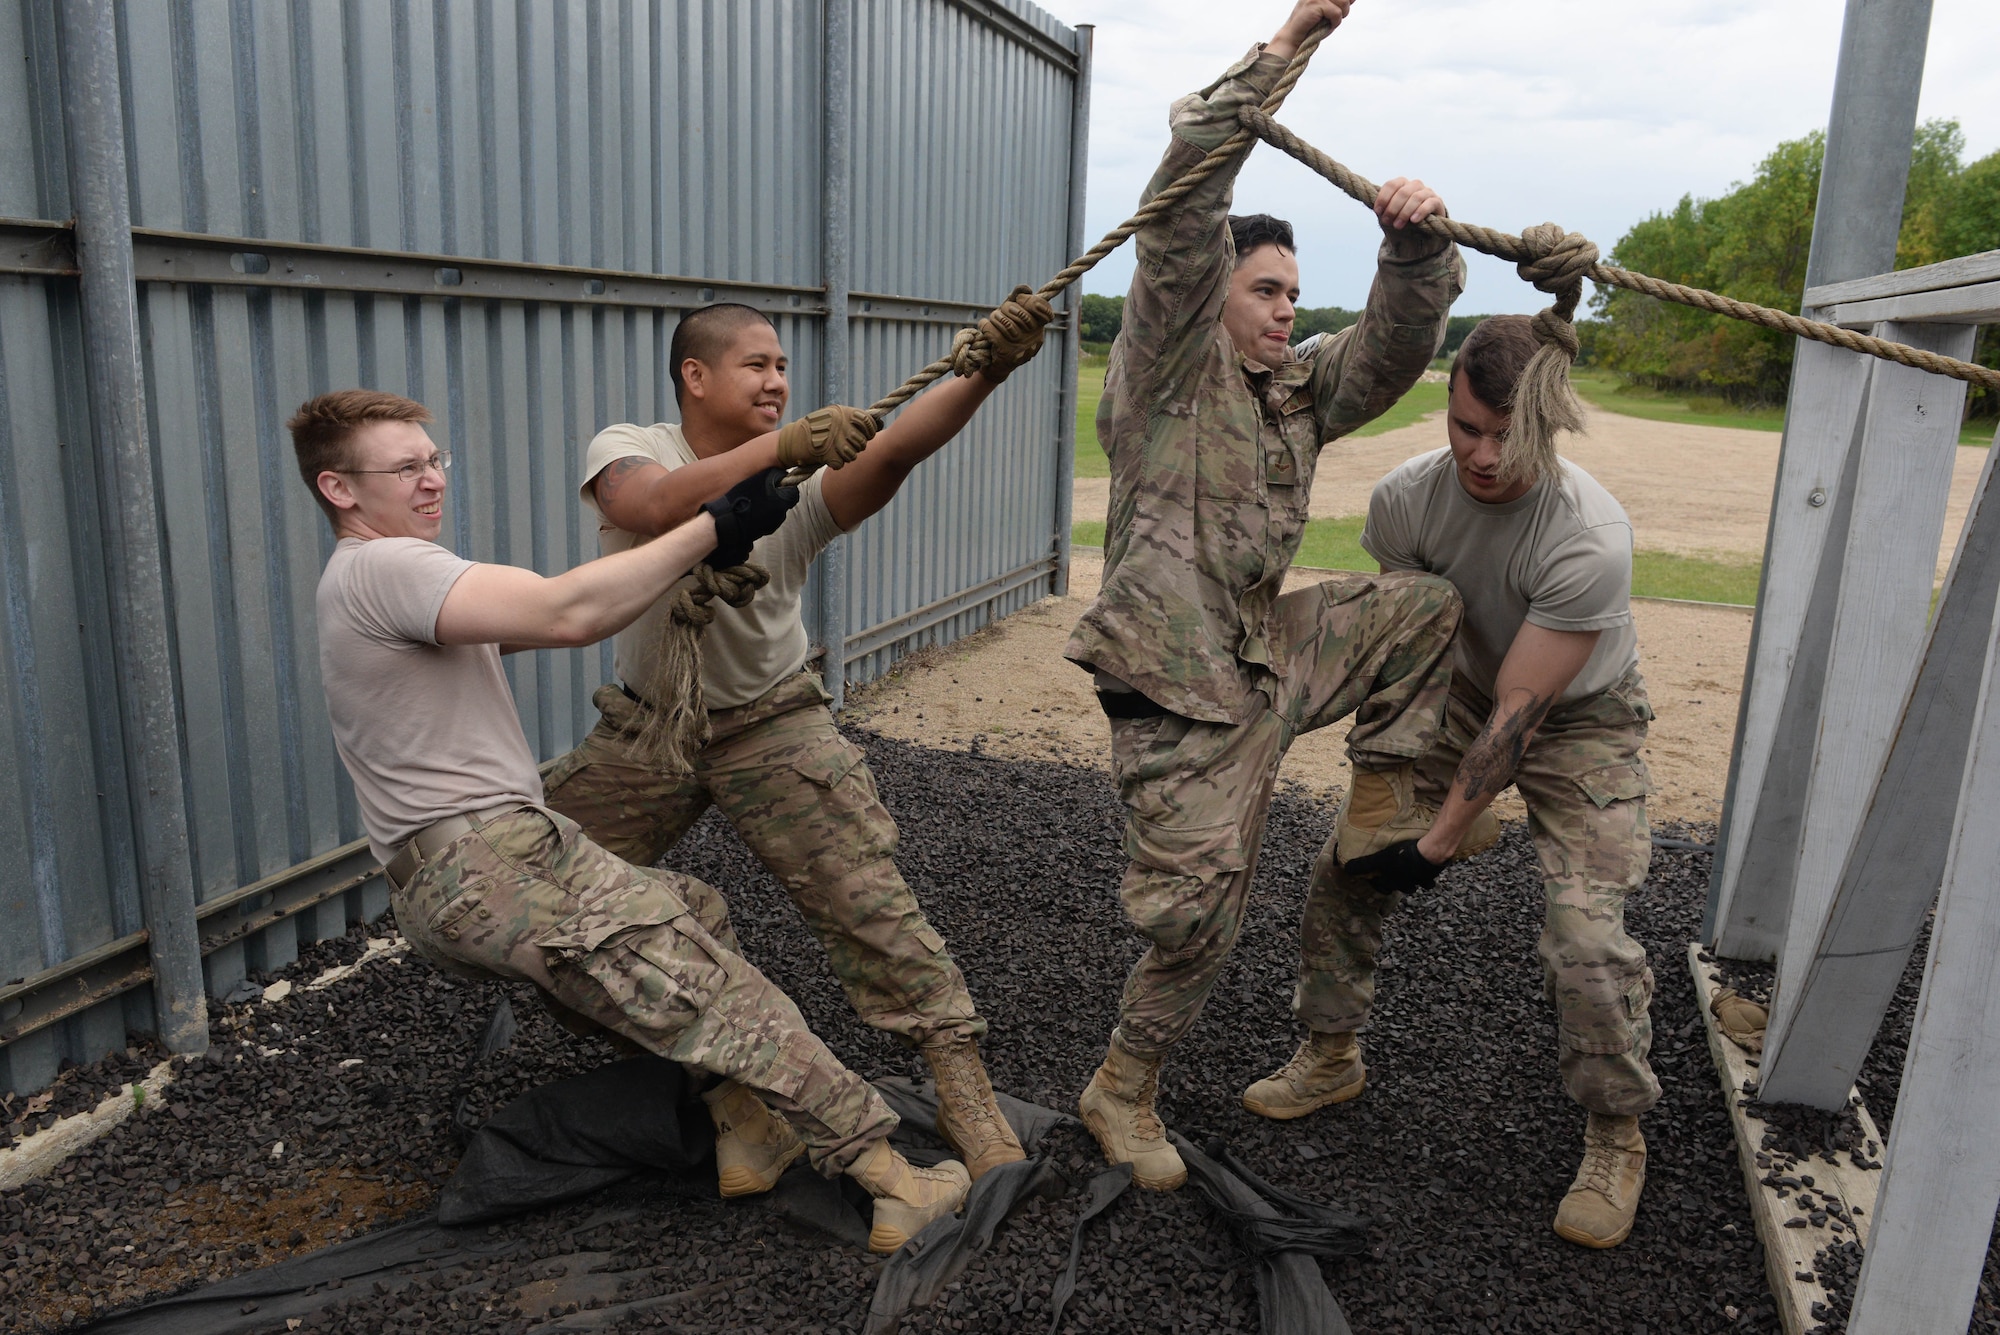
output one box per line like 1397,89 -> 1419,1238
1048,0 -> 1999,315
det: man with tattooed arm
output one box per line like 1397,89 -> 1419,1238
1257,315 -> 1660,1249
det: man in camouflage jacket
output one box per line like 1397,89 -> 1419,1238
1064,0 -> 1471,1192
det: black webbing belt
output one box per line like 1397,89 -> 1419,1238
1096,690 -> 1171,720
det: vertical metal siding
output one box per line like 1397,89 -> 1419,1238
0,0 -> 1077,1095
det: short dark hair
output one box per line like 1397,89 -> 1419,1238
286,389 -> 433,527
670,303 -> 776,404
1228,213 -> 1295,260
1450,315 -> 1541,414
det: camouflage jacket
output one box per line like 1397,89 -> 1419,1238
1065,47 -> 1465,725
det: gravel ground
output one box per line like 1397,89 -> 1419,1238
7,729 -> 1973,1334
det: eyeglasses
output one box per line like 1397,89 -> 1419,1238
339,450 -> 453,484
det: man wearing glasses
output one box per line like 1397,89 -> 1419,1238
294,389 -> 971,1254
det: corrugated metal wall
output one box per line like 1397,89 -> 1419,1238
0,0 -> 1085,1097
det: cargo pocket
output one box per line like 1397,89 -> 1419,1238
1574,760 -> 1652,809
1122,817 -> 1249,957
538,878 -> 725,1039
790,734 -> 868,790
1559,965 -> 1653,1055
1124,816 -> 1249,881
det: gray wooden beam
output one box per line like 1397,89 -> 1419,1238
1843,555 -> 2000,1335
1804,247 -> 2000,309
1707,340 -> 1871,956
1757,324 -> 1973,1077
1758,419 -> 2000,1106
1821,278 -> 2000,328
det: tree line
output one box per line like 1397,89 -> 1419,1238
1591,119 -> 1998,415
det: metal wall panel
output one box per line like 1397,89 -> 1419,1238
0,0 -> 1079,1096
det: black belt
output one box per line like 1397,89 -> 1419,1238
1097,690 -> 1171,720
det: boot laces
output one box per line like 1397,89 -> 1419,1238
1130,1063 -> 1166,1140
934,1046 -> 1002,1135
1578,1140 -> 1625,1201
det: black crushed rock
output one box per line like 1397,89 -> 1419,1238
3,729 -> 1915,1334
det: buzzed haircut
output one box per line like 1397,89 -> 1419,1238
670,303 -> 777,405
1450,315 -> 1541,414
286,389 -> 433,527
1228,213 -> 1296,260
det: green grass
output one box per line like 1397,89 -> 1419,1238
1571,368 -> 1997,447
1074,353 -> 1108,478
1071,517 -> 1761,606
1569,368 -> 1787,434
1072,356 -> 1445,479
1630,551 -> 1760,605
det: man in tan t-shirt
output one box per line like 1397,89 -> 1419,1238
544,294 -> 1053,1181
1242,316 -> 1661,1250
297,388 -> 971,1254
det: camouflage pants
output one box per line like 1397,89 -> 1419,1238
391,806 -> 896,1172
1295,668 -> 1662,1116
543,671 -> 981,1050
1108,571 -> 1461,1056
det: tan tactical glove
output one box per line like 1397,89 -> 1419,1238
956,285 -> 1055,383
774,404 -> 879,470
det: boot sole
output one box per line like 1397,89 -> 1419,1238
1241,1076 -> 1365,1121
716,1143 -> 806,1199
1078,1104 -> 1187,1191
868,1178 -> 971,1254
1553,1217 -> 1634,1249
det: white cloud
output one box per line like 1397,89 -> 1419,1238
1053,0 -> 1999,314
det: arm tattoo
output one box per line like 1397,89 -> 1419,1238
593,456 -> 652,508
1456,691 -> 1555,805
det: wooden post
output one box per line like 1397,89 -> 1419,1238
1753,323 -> 1975,1102
1706,338 -> 1871,957
1758,420 -> 2000,1106
1710,321 -> 1970,967
1843,550 -> 2000,1335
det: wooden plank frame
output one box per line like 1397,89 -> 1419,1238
1759,322 -> 1975,1074
1707,339 -> 1871,958
1843,560 -> 2000,1333
1759,423 -> 2000,1106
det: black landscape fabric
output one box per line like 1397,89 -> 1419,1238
9,728 -> 1999,1333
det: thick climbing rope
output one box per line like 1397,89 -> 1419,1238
1237,105 -> 2000,398
647,22 -> 1998,771
639,28 -> 1336,775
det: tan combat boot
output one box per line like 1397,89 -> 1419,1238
923,1039 -> 1026,1180
1078,1035 -> 1186,1191
1553,1113 -> 1647,1248
1334,763 -> 1501,865
704,1080 -> 806,1199
1242,1030 -> 1366,1119
846,1138 -> 973,1254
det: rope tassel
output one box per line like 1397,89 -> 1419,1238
637,562 -> 771,774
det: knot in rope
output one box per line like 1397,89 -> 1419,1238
669,562 -> 769,628
1514,222 -> 1598,299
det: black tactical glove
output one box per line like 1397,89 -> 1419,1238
1341,838 -> 1447,896
702,467 -> 800,568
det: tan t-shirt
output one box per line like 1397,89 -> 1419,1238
581,422 -> 847,709
316,537 -> 544,862
1361,448 -> 1640,703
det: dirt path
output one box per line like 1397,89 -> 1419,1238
1073,404 -> 1988,575
843,552 -> 1749,826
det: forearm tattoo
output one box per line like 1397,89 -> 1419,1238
1456,691 -> 1554,805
